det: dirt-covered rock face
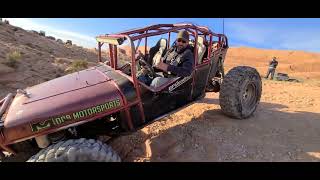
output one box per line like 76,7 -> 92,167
0,23 -> 101,97
0,22 -> 134,98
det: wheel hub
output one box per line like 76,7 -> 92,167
243,88 -> 249,99
242,82 -> 257,108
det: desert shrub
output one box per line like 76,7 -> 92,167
54,58 -> 65,64
65,59 -> 88,73
39,31 -> 46,36
5,50 -> 22,68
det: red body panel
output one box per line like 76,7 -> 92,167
2,67 -> 123,144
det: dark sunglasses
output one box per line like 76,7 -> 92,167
177,39 -> 187,43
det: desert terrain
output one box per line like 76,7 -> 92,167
1,21 -> 320,161
109,40 -> 320,162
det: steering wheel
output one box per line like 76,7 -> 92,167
137,57 -> 156,78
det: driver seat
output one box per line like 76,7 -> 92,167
148,38 -> 167,67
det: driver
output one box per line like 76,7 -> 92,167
138,30 -> 194,88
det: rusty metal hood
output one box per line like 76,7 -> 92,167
3,66 -> 123,129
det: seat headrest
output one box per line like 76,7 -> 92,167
151,38 -> 168,67
196,36 -> 207,64
160,39 -> 167,49
197,36 -> 205,45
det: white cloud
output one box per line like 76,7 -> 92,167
3,18 -> 320,52
225,20 -> 320,52
225,21 -> 276,45
277,30 -> 320,52
3,18 -> 97,48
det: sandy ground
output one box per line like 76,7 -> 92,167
110,79 -> 320,162
107,45 -> 320,162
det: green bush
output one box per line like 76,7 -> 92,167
65,59 -> 88,73
5,50 -> 22,68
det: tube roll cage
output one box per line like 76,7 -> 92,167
96,23 -> 228,83
95,24 -> 228,129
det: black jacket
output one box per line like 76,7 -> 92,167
163,45 -> 194,77
269,59 -> 278,68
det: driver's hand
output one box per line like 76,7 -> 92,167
140,66 -> 149,75
135,53 -> 141,60
138,66 -> 148,76
155,61 -> 168,72
135,50 -> 144,60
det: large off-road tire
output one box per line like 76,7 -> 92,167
219,66 -> 262,119
27,138 -> 121,162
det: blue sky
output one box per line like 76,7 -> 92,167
4,18 -> 320,52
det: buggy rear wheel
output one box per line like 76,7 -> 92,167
219,66 -> 262,119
